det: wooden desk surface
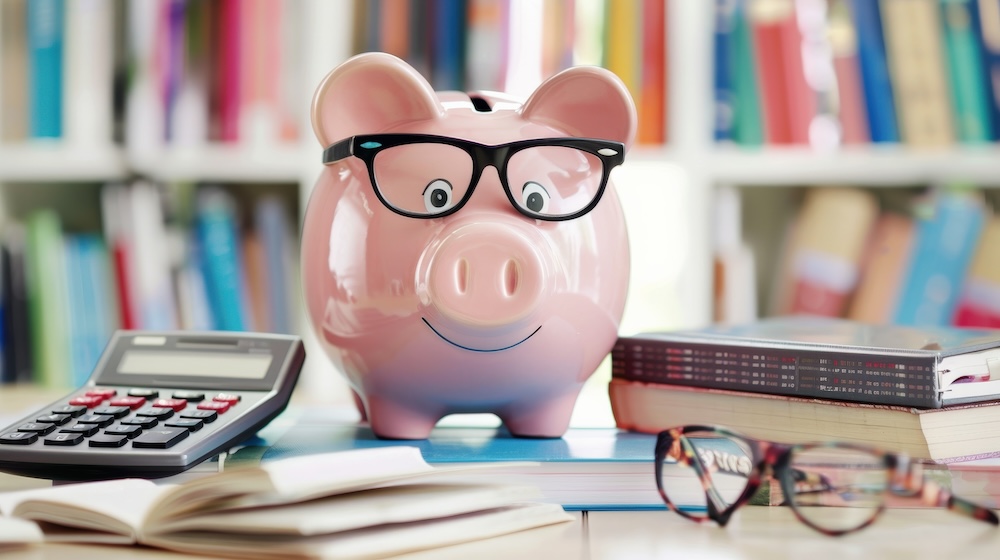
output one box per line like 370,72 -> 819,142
4,507 -> 1000,559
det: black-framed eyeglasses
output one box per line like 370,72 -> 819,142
322,133 -> 626,221
655,425 -> 999,536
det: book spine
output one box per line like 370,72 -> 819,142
732,0 -> 765,145
610,338 -> 942,407
638,0 -> 666,145
940,0 -> 992,143
714,0 -> 738,142
0,0 -> 29,142
27,0 -> 64,139
850,0 -> 899,142
749,0 -> 794,144
829,0 -> 870,144
979,0 -> 1000,140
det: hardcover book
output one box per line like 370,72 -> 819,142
229,414 -> 666,511
611,316 -> 1000,408
608,378 -> 1000,463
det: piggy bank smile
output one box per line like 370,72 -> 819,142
302,52 -> 637,439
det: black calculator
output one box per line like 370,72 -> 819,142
0,330 -> 305,481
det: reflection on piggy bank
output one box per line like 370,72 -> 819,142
302,52 -> 637,439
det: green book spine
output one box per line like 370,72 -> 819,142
940,0 -> 990,143
732,1 -> 764,146
25,210 -> 70,388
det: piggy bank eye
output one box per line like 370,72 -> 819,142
520,182 -> 550,214
423,179 -> 455,214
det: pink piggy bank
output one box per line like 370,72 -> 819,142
302,52 -> 637,439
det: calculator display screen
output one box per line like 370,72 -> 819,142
118,350 -> 273,379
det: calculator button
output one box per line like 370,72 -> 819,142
197,401 -> 231,413
89,434 -> 129,448
128,389 -> 159,399
51,405 -> 87,417
105,424 -> 143,438
165,418 -> 203,432
61,424 -> 99,437
44,433 -> 84,446
75,414 -> 114,428
212,393 -> 241,404
68,395 -> 105,408
136,408 -> 174,420
0,432 -> 38,445
121,417 -> 158,429
172,391 -> 205,402
109,396 -> 146,410
85,388 -> 117,399
35,414 -> 72,426
180,410 -> 217,423
151,398 -> 188,412
92,406 -> 130,419
132,428 -> 189,449
17,423 -> 55,435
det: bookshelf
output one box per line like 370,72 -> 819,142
8,0 -> 993,416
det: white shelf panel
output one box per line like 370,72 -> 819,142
704,146 -> 1000,187
0,144 -> 129,182
131,144 -> 316,183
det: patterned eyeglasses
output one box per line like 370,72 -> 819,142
322,133 -> 625,221
655,425 -> 999,536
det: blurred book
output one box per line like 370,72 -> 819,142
850,0 -> 898,142
609,377 -> 1000,463
846,212 -> 915,324
231,413 -> 666,511
954,215 -> 1000,328
941,0 -> 992,143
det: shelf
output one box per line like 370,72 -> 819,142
0,143 -> 129,182
129,144 -> 316,184
703,146 -> 1000,187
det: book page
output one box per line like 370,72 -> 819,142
0,478 -> 169,541
144,502 -> 574,559
0,516 -> 42,550
154,483 -> 542,536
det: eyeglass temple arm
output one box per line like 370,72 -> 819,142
678,438 -> 734,523
919,479 -> 999,526
323,138 -> 354,164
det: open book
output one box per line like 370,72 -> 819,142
0,447 -> 572,559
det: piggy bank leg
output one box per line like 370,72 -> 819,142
366,395 -> 442,440
498,391 -> 580,438
351,390 -> 367,421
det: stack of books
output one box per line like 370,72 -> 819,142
610,316 -> 1000,463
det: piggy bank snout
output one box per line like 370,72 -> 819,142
421,222 -> 549,328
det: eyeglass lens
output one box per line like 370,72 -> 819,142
370,143 -> 606,218
785,445 -> 887,533
658,429 -> 755,517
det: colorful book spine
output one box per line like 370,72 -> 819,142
27,0 -> 64,139
25,211 -> 70,389
749,0 -> 794,144
894,189 -> 986,327
828,0 -> 870,144
638,0 -> 666,145
954,215 -> 1000,328
713,0 -> 738,142
850,0 -> 899,143
0,0 -> 29,142
979,0 -> 1000,140
940,0 -> 992,143
196,188 -> 248,331
731,0 -> 764,145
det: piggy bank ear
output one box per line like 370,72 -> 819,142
520,66 -> 637,150
311,52 -> 443,147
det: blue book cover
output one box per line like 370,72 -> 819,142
431,0 -> 466,90
975,0 -> 1000,140
894,189 -> 986,327
27,0 -> 63,139
713,0 -> 737,142
235,409 -> 756,511
850,0 -> 899,143
195,189 -> 247,332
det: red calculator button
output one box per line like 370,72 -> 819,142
109,396 -> 146,410
85,388 -> 117,399
212,393 -> 241,404
197,401 -> 231,413
68,395 -> 104,408
152,398 -> 188,412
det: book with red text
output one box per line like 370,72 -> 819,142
610,316 -> 1000,409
